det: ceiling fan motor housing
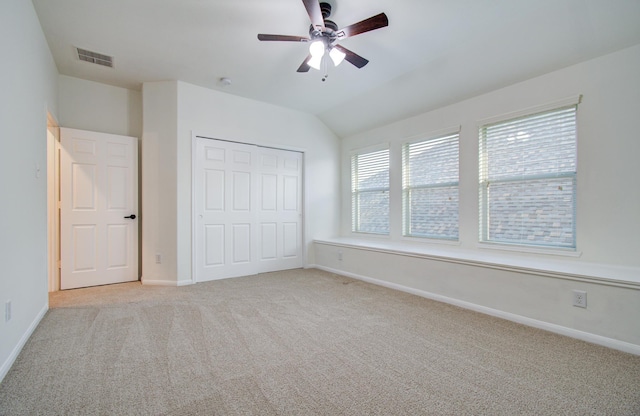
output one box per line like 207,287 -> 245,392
320,2 -> 332,18
310,2 -> 338,40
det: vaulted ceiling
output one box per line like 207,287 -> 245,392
32,0 -> 640,137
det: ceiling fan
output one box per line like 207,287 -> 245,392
257,0 -> 388,77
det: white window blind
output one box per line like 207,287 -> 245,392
351,148 -> 390,234
479,105 -> 577,248
402,133 -> 459,240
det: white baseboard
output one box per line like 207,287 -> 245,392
141,279 -> 193,287
0,303 -> 48,383
313,265 -> 640,356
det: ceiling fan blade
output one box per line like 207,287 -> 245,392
336,13 -> 389,39
302,0 -> 325,30
258,34 -> 310,42
334,45 -> 369,68
297,55 -> 312,73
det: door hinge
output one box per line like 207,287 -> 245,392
57,260 -> 61,269
57,201 -> 61,209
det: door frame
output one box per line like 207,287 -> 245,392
191,133 -> 307,283
47,113 -> 60,292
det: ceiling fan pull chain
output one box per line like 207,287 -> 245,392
322,53 -> 329,82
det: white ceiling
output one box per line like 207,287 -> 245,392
32,0 -> 640,137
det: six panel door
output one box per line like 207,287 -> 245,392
60,128 -> 138,289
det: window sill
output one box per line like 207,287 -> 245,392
477,241 -> 581,258
314,237 -> 640,289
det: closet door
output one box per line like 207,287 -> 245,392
255,146 -> 303,273
194,137 -> 303,282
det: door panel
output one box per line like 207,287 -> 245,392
72,164 -> 96,209
261,174 -> 278,210
107,167 -> 128,209
72,225 -> 96,271
205,225 -> 225,266
60,128 -> 138,289
232,224 -> 252,264
205,170 -> 225,210
260,223 -> 278,260
232,172 -> 251,211
107,224 -> 128,268
194,138 -> 303,282
283,176 -> 299,211
283,223 -> 299,258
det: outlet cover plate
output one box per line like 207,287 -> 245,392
573,290 -> 587,308
5,300 -> 11,322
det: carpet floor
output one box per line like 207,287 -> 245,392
1,268 -> 639,415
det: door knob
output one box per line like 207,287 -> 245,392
124,214 -> 136,219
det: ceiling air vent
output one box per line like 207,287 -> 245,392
76,47 -> 113,68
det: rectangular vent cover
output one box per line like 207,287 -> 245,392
76,48 -> 113,68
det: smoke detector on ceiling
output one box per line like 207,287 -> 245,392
76,47 -> 113,68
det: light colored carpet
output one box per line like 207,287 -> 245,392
1,268 -> 639,415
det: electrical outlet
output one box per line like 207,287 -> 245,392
5,300 -> 11,322
338,251 -> 343,261
155,254 -> 162,264
573,290 -> 587,308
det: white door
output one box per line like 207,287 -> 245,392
255,146 -> 303,273
60,128 -> 138,290
194,137 -> 303,282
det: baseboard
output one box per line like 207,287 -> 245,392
141,279 -> 193,287
313,265 -> 640,356
0,303 -> 48,383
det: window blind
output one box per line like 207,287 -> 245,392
402,133 -> 459,239
351,148 -> 390,234
479,105 -> 577,248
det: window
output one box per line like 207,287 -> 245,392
479,104 -> 577,248
402,133 -> 459,240
351,148 -> 389,234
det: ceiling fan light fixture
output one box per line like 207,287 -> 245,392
308,40 -> 326,70
329,47 -> 346,66
308,54 -> 323,70
309,40 -> 325,58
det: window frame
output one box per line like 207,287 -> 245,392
350,145 -> 390,235
402,131 -> 460,241
478,96 -> 581,250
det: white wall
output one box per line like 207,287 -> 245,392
141,81 -> 340,284
314,242 -> 640,350
314,44 -> 640,351
341,44 -> 640,268
58,75 -> 142,138
141,81 -> 179,284
0,0 -> 59,380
